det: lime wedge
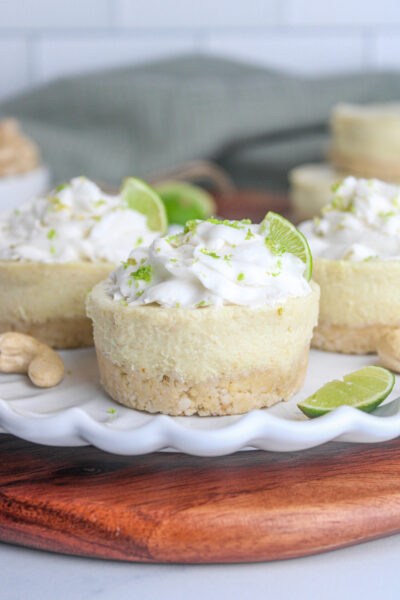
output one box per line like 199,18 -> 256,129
260,211 -> 312,281
298,366 -> 395,418
121,178 -> 168,233
155,181 -> 216,226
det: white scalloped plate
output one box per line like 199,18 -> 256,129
0,348 -> 400,456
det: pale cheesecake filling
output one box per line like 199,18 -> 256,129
300,176 -> 400,261
109,218 -> 311,308
0,177 -> 160,263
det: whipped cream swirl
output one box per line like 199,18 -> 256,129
300,177 -> 400,261
109,218 -> 311,308
0,177 -> 160,263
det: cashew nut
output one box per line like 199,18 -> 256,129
0,332 -> 65,387
377,329 -> 400,374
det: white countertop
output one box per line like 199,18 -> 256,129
2,534 -> 400,600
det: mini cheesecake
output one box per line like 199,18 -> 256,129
312,259 -> 400,354
300,176 -> 400,354
0,177 -> 164,348
0,261 -> 114,348
289,163 -> 345,222
87,280 -> 319,416
87,217 -> 319,416
331,103 -> 400,182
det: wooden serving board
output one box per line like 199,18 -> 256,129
1,434 -> 400,563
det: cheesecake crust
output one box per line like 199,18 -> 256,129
96,346 -> 310,416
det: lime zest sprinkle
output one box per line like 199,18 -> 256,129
183,220 -> 199,234
209,218 -> 251,227
50,244 -> 56,255
175,302 -> 180,308
237,272 -> 245,281
86,287 -> 92,295
120,300 -> 128,306
272,259 -> 282,277
14,209 -> 20,215
170,258 -> 178,262
47,228 -> 56,240
93,199 -> 106,207
122,257 -> 137,269
364,255 -> 379,261
245,228 -> 254,240
331,181 -> 342,193
196,300 -> 207,307
55,183 -> 68,193
200,249 -> 220,259
107,408 -> 116,415
324,195 -> 356,214
136,236 -> 144,246
378,210 -> 396,219
166,234 -> 182,246
205,217 -> 252,230
136,290 -> 144,297
47,196 -> 68,210
129,264 -> 152,282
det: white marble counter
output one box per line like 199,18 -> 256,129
1,534 -> 400,600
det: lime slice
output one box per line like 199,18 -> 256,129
121,178 -> 168,233
298,366 -> 395,418
260,211 -> 312,281
155,181 -> 216,226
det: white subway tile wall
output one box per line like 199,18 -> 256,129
0,0 -> 399,101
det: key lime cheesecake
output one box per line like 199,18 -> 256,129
300,176 -> 400,354
87,214 -> 319,416
331,103 -> 400,182
0,176 -> 166,348
289,163 -> 345,222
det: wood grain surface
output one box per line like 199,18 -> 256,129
0,434 -> 400,563
215,189 -> 290,222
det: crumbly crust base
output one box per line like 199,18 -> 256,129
312,321 -> 392,354
95,347 -> 310,416
0,317 -> 93,349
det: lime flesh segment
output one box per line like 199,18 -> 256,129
155,181 -> 216,226
121,177 -> 168,233
298,366 -> 395,418
260,211 -> 312,281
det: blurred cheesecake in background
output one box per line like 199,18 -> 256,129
289,163 -> 344,222
299,177 -> 400,354
0,118 -> 50,212
289,102 -> 400,221
331,103 -> 400,181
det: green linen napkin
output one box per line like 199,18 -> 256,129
1,54 -> 400,190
